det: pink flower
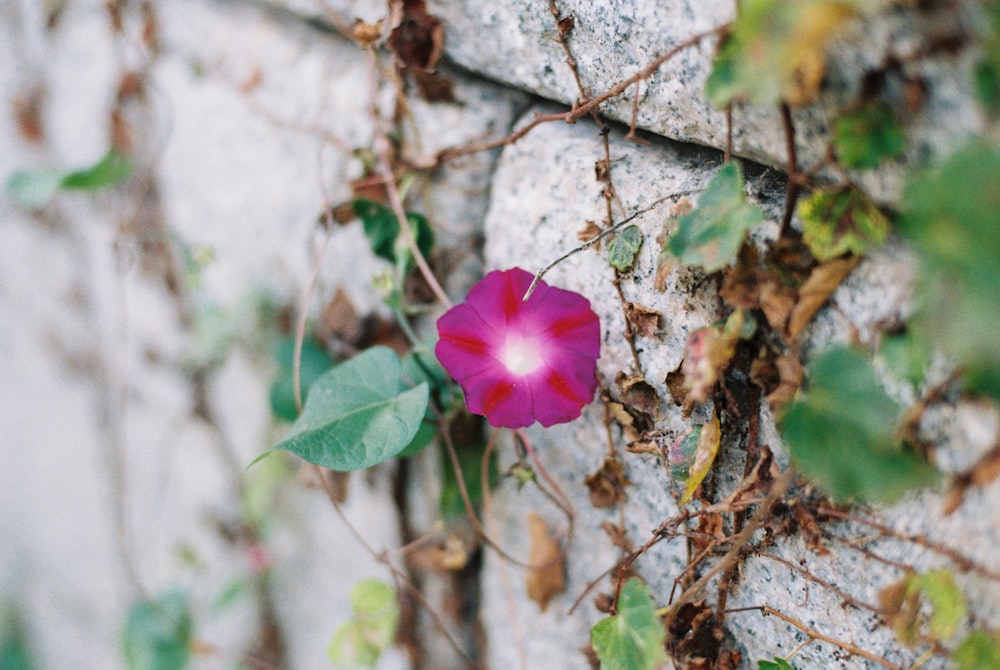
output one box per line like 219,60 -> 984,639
435,267 -> 600,428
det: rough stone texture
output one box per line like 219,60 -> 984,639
481,108 -> 1000,669
1,0 -> 522,667
282,0 -> 987,203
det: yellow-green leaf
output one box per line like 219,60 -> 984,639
681,412 -> 721,504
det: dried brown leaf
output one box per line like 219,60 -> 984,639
766,353 -> 803,410
585,457 -> 629,508
388,0 -> 444,71
578,219 -> 603,246
351,18 -> 384,48
319,288 -> 364,345
619,374 -> 660,416
787,255 -> 859,339
624,302 -> 662,338
525,513 -> 565,611
664,366 -> 687,407
607,401 -> 639,442
412,70 -> 455,102
759,280 -> 797,334
682,327 -> 738,404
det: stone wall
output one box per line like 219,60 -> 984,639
2,1 -> 998,669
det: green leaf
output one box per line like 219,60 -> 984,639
879,330 -> 929,389
5,169 -> 65,210
911,569 -> 966,641
122,590 -> 191,670
608,225 -> 644,272
1,602 -> 38,670
704,34 -> 740,109
779,347 -> 938,502
704,0 -> 860,108
798,186 -> 889,261
666,162 -> 765,273
268,337 -> 335,422
590,579 -> 668,670
758,659 -> 796,670
897,145 -> 1000,401
953,631 -> 1000,670
262,346 -> 429,471
832,104 -> 905,169
353,199 -> 434,265
60,151 -> 132,189
6,150 -> 132,210
666,425 -> 701,482
327,580 -> 400,668
680,412 -> 721,504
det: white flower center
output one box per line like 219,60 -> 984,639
500,335 -> 543,376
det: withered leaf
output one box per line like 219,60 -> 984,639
557,15 -> 575,37
787,255 -> 859,340
585,457 -> 629,508
682,323 -> 738,404
351,18 -> 384,48
719,242 -> 766,310
759,280 -> 797,334
624,302 -> 661,338
319,287 -> 364,345
578,219 -> 603,247
412,70 -> 455,103
388,0 -> 444,71
680,412 -> 721,504
618,374 -> 660,417
766,353 -> 803,410
525,513 -> 565,612
607,401 -> 640,442
664,366 -> 688,407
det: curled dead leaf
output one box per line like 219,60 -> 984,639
388,0 -> 444,71
351,18 -> 384,48
787,255 -> 859,339
624,302 -> 662,338
578,219 -> 603,247
525,513 -> 565,612
618,374 -> 660,417
585,457 -> 629,508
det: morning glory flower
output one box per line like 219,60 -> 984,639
435,267 -> 600,428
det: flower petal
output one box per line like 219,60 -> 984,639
435,267 -> 601,429
435,303 -> 502,383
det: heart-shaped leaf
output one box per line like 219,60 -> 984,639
591,578 -> 667,670
262,346 -> 428,471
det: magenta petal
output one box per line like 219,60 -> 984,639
435,303 -> 501,383
435,267 -> 601,429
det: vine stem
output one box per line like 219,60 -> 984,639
515,428 -> 575,525
429,25 -> 728,166
522,193 -> 687,300
310,463 -> 478,669
727,605 -> 903,670
375,136 -> 453,309
657,469 -> 795,614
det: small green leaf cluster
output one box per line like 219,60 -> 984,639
780,347 -> 938,503
590,579 -> 668,670
897,145 -> 1000,401
122,591 -> 192,670
327,580 -> 400,668
6,150 -> 132,210
665,161 -> 764,273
